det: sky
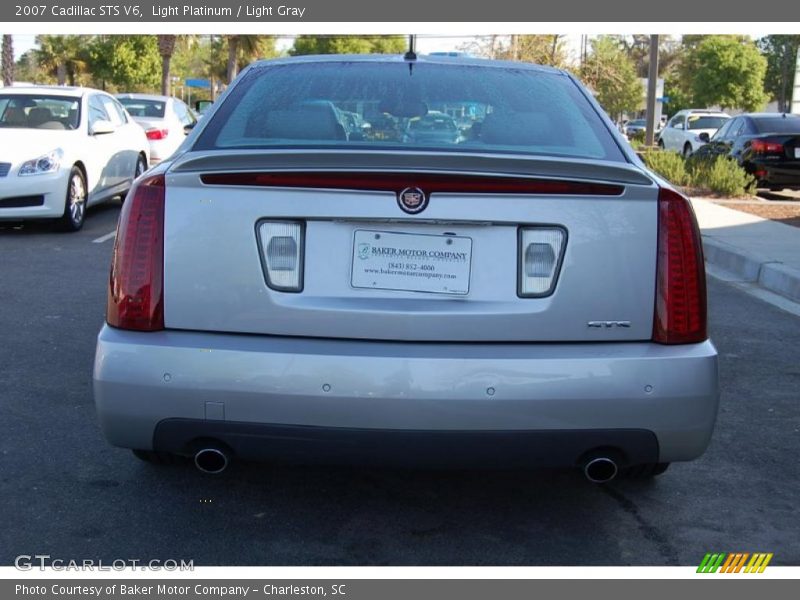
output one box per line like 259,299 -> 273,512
13,34 -> 38,59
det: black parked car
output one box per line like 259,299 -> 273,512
694,113 -> 800,190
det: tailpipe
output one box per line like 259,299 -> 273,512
193,445 -> 231,474
583,456 -> 619,484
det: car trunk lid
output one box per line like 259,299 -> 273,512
160,150 -> 658,342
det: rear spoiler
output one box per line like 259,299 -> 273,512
169,149 -> 655,187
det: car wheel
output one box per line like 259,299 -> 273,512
682,143 -> 693,158
56,166 -> 87,232
120,155 -> 148,204
132,449 -> 188,466
135,153 -> 147,178
621,462 -> 670,479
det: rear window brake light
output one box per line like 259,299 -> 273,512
200,172 -> 624,196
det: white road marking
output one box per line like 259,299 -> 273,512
92,230 -> 117,244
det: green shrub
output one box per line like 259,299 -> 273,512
688,155 -> 756,197
629,130 -> 646,146
641,149 -> 689,186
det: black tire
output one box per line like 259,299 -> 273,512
621,462 -> 670,479
682,143 -> 693,158
132,449 -> 188,466
121,154 -> 148,203
134,153 -> 147,179
56,166 -> 87,232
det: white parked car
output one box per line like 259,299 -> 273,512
116,94 -> 197,166
658,110 -> 730,157
0,86 -> 150,231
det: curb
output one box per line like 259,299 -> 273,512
702,237 -> 800,304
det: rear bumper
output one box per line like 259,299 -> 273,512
93,326 -> 719,466
747,161 -> 800,189
154,420 -> 660,468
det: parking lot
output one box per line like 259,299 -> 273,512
1,202 -> 799,566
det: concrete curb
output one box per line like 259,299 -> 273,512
702,236 -> 800,303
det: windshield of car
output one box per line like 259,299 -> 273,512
0,94 -> 81,130
687,115 -> 728,130
752,117 -> 800,134
194,61 -> 626,162
118,98 -> 167,119
628,120 -> 645,127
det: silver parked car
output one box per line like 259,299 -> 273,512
94,55 -> 719,482
116,94 -> 197,166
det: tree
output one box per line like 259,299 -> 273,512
686,36 -> 768,111
581,36 -> 643,120
496,35 -> 569,69
35,35 -> 89,86
758,35 -> 800,112
157,35 -> 177,96
2,35 -> 14,86
14,51 -> 42,84
86,35 -> 160,92
290,35 -> 406,56
224,35 -> 268,84
458,35 -> 504,59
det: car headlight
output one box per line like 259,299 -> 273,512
18,148 -> 64,176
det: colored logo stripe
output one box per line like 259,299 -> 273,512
745,553 -> 773,573
697,553 -> 726,573
697,553 -> 773,573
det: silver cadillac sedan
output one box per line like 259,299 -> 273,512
93,55 -> 719,482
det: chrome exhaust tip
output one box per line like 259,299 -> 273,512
194,447 -> 230,474
583,457 -> 619,484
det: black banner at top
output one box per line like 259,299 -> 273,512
0,0 -> 796,22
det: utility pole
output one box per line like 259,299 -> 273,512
645,35 -> 659,147
792,46 -> 800,115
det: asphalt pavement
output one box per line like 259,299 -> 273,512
1,202 -> 798,566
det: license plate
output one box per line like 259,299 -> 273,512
795,148 -> 800,159
351,230 -> 472,295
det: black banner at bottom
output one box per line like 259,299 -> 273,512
4,579 -> 796,600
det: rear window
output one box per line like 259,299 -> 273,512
753,117 -> 800,134
118,98 -> 166,119
194,60 -> 626,162
687,115 -> 728,130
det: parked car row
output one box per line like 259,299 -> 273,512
645,108 -> 800,189
0,86 -> 203,231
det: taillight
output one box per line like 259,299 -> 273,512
653,187 -> 707,344
146,128 -> 169,141
750,139 -> 784,154
107,173 -> 165,331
